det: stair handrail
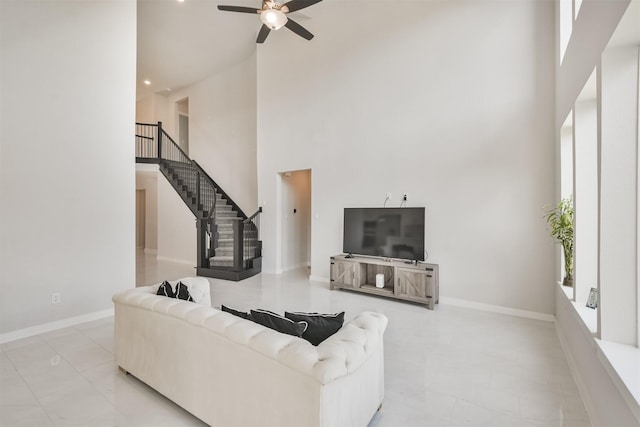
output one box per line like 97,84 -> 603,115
135,123 -> 246,220
243,207 -> 262,224
159,128 -> 190,165
191,160 -> 248,220
241,207 -> 262,265
191,160 -> 217,219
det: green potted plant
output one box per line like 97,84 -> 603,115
544,197 -> 574,286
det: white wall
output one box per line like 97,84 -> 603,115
136,93 -> 169,125
157,177 -> 196,264
0,1 -> 136,336
163,55 -> 257,215
257,0 -> 556,314
149,56 -> 258,263
554,0 -> 640,423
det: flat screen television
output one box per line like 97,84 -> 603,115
343,207 -> 425,261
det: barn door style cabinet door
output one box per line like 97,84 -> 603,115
395,267 -> 437,306
330,258 -> 361,289
330,255 -> 439,309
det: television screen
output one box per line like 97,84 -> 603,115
343,207 -> 425,261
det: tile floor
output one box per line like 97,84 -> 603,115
0,254 -> 591,427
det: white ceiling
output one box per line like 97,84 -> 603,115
137,0 -> 640,100
136,0 -> 314,99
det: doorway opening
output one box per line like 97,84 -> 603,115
176,97 -> 189,155
136,189 -> 146,249
278,169 -> 312,275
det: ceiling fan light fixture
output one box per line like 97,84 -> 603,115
260,8 -> 287,30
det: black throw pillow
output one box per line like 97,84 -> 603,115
156,281 -> 175,298
250,309 -> 308,338
175,282 -> 194,302
221,304 -> 251,320
284,311 -> 345,346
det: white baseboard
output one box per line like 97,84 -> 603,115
282,263 -> 309,273
156,255 -> 194,266
0,308 -> 114,344
439,296 -> 555,322
309,275 -> 330,284
144,248 -> 158,255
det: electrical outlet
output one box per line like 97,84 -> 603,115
403,193 -> 408,201
51,293 -> 61,304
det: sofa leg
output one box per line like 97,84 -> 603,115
118,366 -> 129,376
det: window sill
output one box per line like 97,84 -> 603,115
557,282 -> 640,421
596,340 -> 640,418
558,281 -> 597,335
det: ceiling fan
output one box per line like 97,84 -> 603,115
218,0 -> 323,44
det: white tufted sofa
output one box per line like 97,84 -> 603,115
112,277 -> 388,427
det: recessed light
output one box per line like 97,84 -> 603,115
177,0 -> 184,2
144,80 -> 151,86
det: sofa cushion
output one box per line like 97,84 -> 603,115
250,309 -> 308,337
176,282 -> 194,302
148,277 -> 211,307
285,311 -> 345,346
156,281 -> 175,298
221,304 -> 251,320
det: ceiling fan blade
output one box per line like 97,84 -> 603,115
217,5 -> 260,13
284,18 -> 314,40
256,24 -> 271,43
281,0 -> 322,13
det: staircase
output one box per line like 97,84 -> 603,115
136,122 -> 262,281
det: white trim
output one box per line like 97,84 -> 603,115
282,262 -> 308,272
156,255 -> 194,266
439,296 -> 556,322
309,275 -> 330,284
144,248 -> 158,255
0,309 -> 114,344
135,163 -> 159,173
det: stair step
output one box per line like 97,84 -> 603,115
217,239 -> 233,247
217,230 -> 258,237
215,246 -> 257,253
209,256 -> 234,267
